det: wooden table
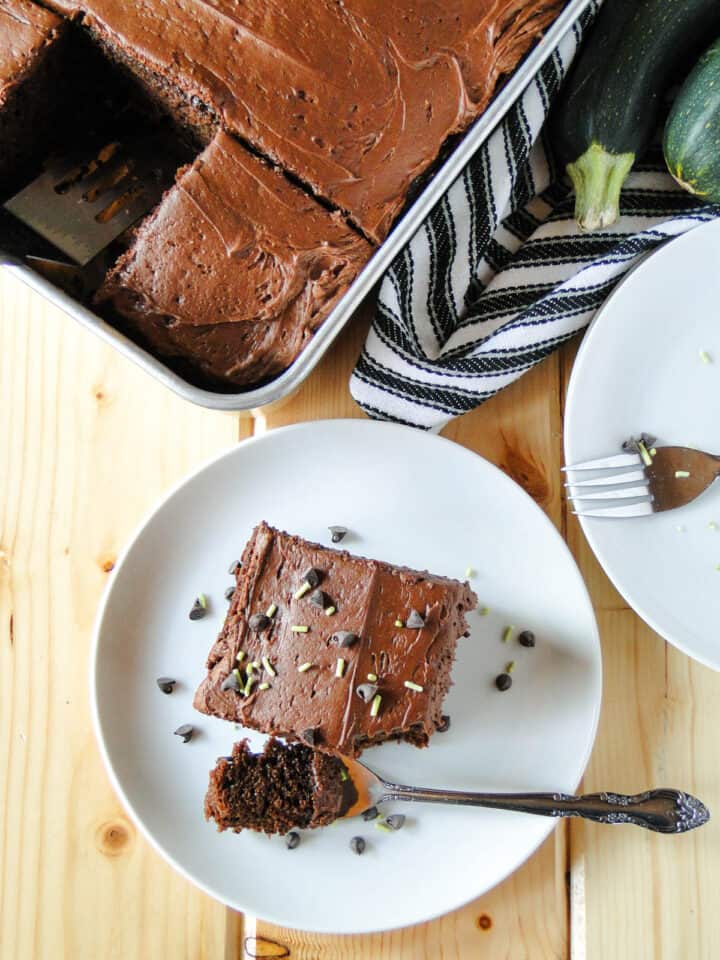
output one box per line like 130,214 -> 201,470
2,271 -> 718,959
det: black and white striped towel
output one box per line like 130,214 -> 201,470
349,2 -> 719,429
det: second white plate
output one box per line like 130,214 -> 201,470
92,419 -> 601,932
565,218 -> 720,670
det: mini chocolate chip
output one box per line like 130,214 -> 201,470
329,525 -> 348,543
228,559 -> 241,575
156,677 -> 176,694
173,724 -> 194,743
437,714 -> 451,733
362,806 -> 379,821
350,836 -> 366,855
385,814 -> 406,831
406,609 -> 425,629
356,682 -> 378,703
518,630 -> 536,648
495,673 -> 512,691
224,586 -> 236,601
622,433 -> 656,453
333,630 -> 359,648
301,727 -> 319,746
302,568 -> 322,588
309,589 -> 327,609
249,613 -> 270,632
221,672 -> 242,693
285,830 -> 301,850
189,598 -> 206,620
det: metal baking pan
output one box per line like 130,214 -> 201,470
0,0 -> 592,412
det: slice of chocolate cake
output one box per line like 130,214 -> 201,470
194,522 -> 477,757
205,738 -> 352,835
0,0 -> 68,197
95,131 -> 372,389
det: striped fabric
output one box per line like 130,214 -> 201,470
349,2 -> 718,429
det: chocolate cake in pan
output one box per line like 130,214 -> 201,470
0,0 -> 69,196
3,1 -> 562,389
41,0 -> 563,241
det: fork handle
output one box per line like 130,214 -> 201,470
379,784 -> 709,834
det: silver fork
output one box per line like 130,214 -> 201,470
565,440 -> 720,518
341,755 -> 710,834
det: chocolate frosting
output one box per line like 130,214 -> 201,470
194,522 -> 477,756
43,0 -> 562,240
96,131 -> 371,386
0,0 -> 62,102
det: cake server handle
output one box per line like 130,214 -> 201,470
377,783 -> 709,834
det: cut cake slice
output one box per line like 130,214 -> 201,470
194,522 -> 477,756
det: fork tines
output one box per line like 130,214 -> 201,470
564,451 -> 653,518
561,452 -> 642,472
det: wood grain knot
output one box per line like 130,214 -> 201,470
98,554 -> 116,573
92,385 -> 112,405
96,820 -> 133,857
243,936 -> 290,958
476,914 -> 492,931
502,448 -> 549,507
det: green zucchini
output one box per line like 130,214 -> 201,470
551,0 -> 720,231
664,37 -> 720,202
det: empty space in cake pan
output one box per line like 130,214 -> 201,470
0,23 -> 196,285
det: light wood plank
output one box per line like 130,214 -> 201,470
559,341 -> 720,960
568,597 -> 720,959
0,272 -> 246,960
251,343 -> 570,958
443,352 -> 569,960
443,351 -> 565,528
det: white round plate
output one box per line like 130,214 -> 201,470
92,419 -> 601,933
565,218 -> 720,671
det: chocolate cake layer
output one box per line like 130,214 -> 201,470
205,738 -> 351,834
43,0 -> 563,240
95,131 -> 371,388
194,522 -> 477,756
0,0 -> 67,196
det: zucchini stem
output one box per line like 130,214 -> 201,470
567,143 -> 635,231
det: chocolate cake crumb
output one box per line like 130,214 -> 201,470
205,738 -> 352,834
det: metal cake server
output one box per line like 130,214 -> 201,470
4,135 -> 173,266
564,443 -> 720,519
340,757 -> 709,834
